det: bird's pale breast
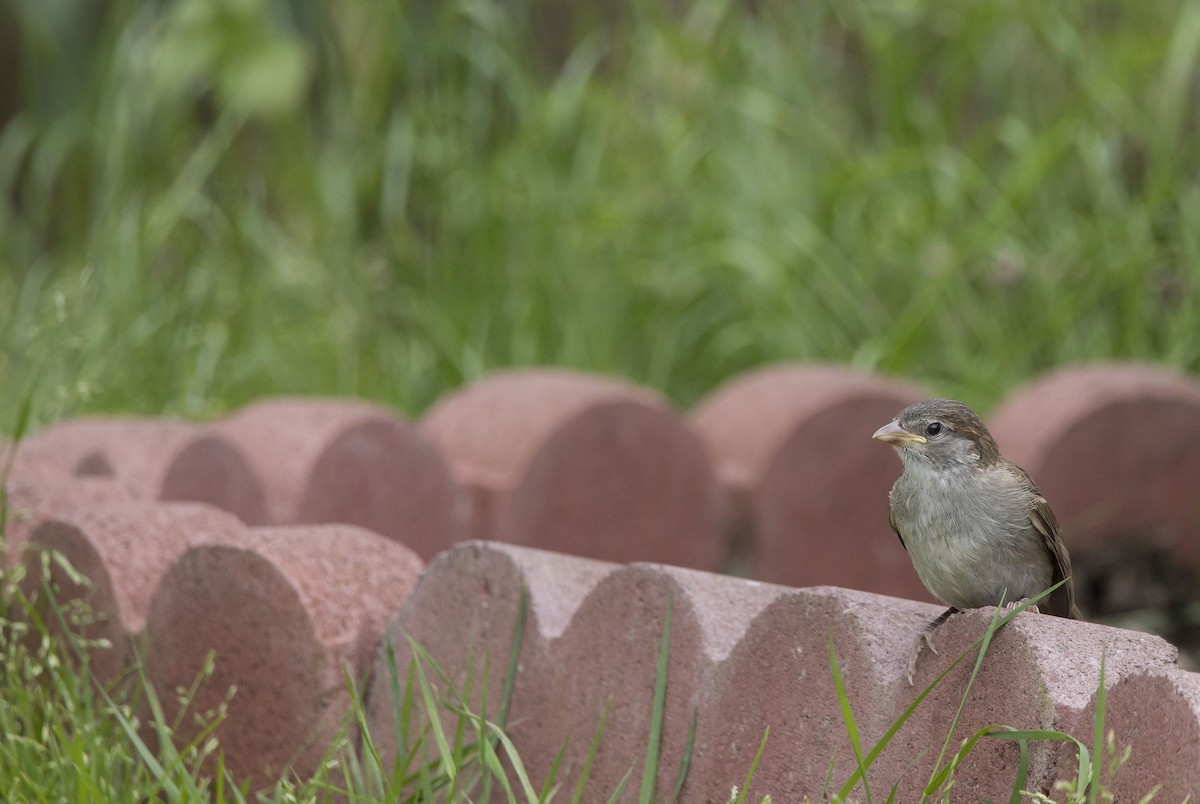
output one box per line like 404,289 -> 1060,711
891,462 -> 1053,609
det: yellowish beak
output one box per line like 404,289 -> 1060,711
872,420 -> 926,445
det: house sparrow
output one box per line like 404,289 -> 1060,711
872,398 -> 1080,684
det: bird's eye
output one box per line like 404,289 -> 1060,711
925,422 -> 943,436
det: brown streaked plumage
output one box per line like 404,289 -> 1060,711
872,398 -> 1080,683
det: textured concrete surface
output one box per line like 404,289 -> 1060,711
7,362 -> 1200,796
2,476 -> 135,566
145,524 -> 423,788
362,542 -> 571,783
691,363 -> 931,596
1100,667 -> 1200,801
989,363 -> 1200,615
164,398 -> 393,525
290,404 -> 465,559
532,564 -> 782,797
365,540 -> 1194,801
20,502 -> 246,681
158,398 -> 465,558
12,418 -> 198,495
421,368 -> 725,570
989,363 -> 1200,560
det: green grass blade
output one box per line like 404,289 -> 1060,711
638,591 -> 674,804
833,647 -> 965,800
477,718 -> 519,804
539,735 -> 570,803
606,766 -> 636,804
383,634 -> 407,759
1090,647 -> 1107,803
500,582 -> 529,729
1010,734 -> 1029,804
923,603 -> 1011,798
99,677 -> 184,800
984,728 -> 1092,795
477,650 -> 494,803
0,368 -> 38,544
572,700 -> 612,804
734,726 -> 769,804
670,707 -> 698,802
830,630 -> 872,803
487,717 -> 542,803
823,753 -> 838,802
925,724 -> 1009,793
404,634 -> 456,785
341,662 -> 386,798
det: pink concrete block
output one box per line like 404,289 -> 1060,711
11,419 -> 201,497
364,540 -> 1195,800
882,606 -> 1178,801
363,541 -> 615,783
1097,668 -> 1200,801
295,410 -> 464,560
20,502 -> 247,681
163,398 -> 382,525
517,564 -> 781,799
988,364 -> 1200,609
145,524 -> 423,789
3,476 -> 135,567
364,542 -> 783,799
685,586 -> 936,802
689,363 -> 931,598
421,369 -> 724,570
165,399 -> 464,558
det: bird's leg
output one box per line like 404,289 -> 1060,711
905,607 -> 958,686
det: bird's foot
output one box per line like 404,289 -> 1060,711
1003,599 -> 1040,615
905,607 -> 958,686
904,630 -> 938,685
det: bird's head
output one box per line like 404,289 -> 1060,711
872,398 -> 1001,470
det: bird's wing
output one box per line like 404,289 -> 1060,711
888,495 -> 908,552
1011,464 -> 1079,619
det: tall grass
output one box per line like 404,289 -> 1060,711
3,0 -> 1200,428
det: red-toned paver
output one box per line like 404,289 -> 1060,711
881,606 -> 1177,801
145,524 -> 423,788
20,502 -> 247,681
990,363 -> 1200,557
1098,668 -> 1200,801
292,407 -> 464,559
531,564 -> 784,798
364,540 -> 1192,801
8,367 -> 1200,797
686,585 -> 936,801
421,369 -> 725,570
690,363 -> 932,598
51,399 -> 463,557
989,364 -> 1200,613
363,541 -> 612,782
12,418 -> 199,496
3,476 -> 135,567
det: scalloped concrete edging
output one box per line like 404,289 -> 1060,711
366,541 -> 1192,801
13,363 -> 1200,601
5,361 -> 1200,794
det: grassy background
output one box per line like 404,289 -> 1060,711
3,0 -> 1200,431
2,2 -> 1194,796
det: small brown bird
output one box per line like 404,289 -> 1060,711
872,398 -> 1080,684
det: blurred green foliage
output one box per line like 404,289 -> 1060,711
2,0 -> 1199,427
